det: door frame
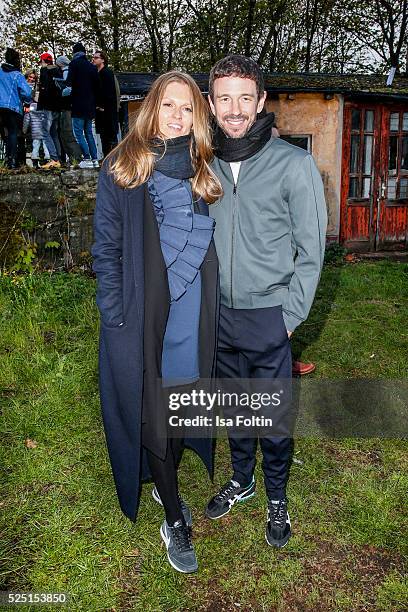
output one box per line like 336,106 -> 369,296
340,99 -> 408,251
340,100 -> 382,251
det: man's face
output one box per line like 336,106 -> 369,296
92,53 -> 104,69
209,76 -> 267,138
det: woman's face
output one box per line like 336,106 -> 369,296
27,73 -> 36,84
158,81 -> 193,139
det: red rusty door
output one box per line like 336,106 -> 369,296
376,106 -> 408,249
340,102 -> 408,251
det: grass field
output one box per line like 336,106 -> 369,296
0,260 -> 407,611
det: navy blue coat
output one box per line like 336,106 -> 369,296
92,167 -> 218,522
66,54 -> 98,119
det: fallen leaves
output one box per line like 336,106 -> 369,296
24,438 -> 38,449
124,549 -> 140,558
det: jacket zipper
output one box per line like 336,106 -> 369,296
230,183 -> 237,307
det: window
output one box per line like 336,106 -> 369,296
280,135 -> 311,152
387,111 -> 408,201
348,108 -> 374,199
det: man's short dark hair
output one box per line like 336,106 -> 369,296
209,54 -> 264,99
5,48 -> 21,70
95,50 -> 108,67
73,42 -> 86,54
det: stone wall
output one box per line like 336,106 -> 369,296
0,169 -> 98,269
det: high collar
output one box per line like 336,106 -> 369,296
213,112 -> 275,162
151,134 -> 194,180
1,63 -> 19,73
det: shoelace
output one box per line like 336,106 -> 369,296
268,499 -> 287,528
171,522 -> 193,552
214,481 -> 239,502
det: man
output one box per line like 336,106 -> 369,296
37,52 -> 62,169
0,48 -> 32,168
205,55 -> 327,548
55,56 -> 82,166
92,50 -> 119,157
66,43 -> 99,169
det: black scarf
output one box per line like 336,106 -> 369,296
151,134 -> 194,179
213,112 -> 275,162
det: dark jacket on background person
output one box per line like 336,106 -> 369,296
37,64 -> 62,111
95,65 -> 119,155
66,52 -> 98,119
96,66 -> 118,115
92,167 -> 218,522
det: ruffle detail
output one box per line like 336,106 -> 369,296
148,170 -> 214,302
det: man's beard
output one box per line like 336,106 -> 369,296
221,113 -> 255,139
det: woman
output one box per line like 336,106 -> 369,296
0,48 -> 32,168
92,71 -> 222,573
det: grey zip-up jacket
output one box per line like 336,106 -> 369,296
210,137 -> 327,332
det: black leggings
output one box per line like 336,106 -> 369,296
146,436 -> 185,525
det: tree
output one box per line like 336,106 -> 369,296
344,0 -> 408,72
4,0 -> 79,66
2,0 -> 395,74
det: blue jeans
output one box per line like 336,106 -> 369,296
43,110 -> 60,161
72,117 -> 97,160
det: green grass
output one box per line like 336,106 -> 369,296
0,261 -> 407,611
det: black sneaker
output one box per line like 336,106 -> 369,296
265,498 -> 291,548
205,476 -> 256,519
152,486 -> 192,527
160,519 -> 198,573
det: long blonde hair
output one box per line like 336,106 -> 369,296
107,71 -> 222,204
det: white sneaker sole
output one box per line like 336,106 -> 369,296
160,523 -> 197,574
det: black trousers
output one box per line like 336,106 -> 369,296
144,385 -> 188,525
217,305 -> 293,500
96,110 -> 118,158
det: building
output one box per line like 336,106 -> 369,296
117,72 -> 408,252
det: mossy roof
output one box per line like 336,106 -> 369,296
264,72 -> 408,98
116,72 -> 408,100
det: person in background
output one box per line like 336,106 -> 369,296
22,70 -> 37,165
55,55 -> 82,166
0,48 -> 32,169
25,70 -> 37,87
23,101 -> 50,168
37,52 -> 63,169
92,50 -> 119,157
66,42 -> 99,169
